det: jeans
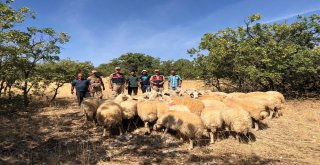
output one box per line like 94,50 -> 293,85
141,85 -> 151,93
76,91 -> 88,106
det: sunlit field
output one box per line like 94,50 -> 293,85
0,80 -> 319,164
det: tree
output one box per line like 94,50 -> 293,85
37,59 -> 93,101
190,14 -> 320,96
98,53 -> 161,76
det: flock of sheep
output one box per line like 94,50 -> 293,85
81,89 -> 285,150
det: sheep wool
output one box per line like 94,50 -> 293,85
223,97 -> 269,131
201,106 -> 224,144
96,100 -> 123,136
172,97 -> 205,116
137,100 -> 158,133
81,97 -> 101,125
155,111 -> 205,149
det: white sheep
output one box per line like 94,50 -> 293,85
137,99 -> 159,134
200,105 -> 224,144
223,97 -> 269,131
221,106 -> 252,141
154,111 -> 205,150
96,100 -> 123,137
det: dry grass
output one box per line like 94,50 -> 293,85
0,80 -> 319,164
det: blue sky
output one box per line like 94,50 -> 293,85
12,0 -> 320,66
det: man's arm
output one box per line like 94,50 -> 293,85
179,76 -> 182,87
71,80 -> 75,94
109,75 -> 113,89
99,77 -> 105,90
150,76 -> 154,86
168,76 -> 171,89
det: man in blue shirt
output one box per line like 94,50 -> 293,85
139,70 -> 151,93
71,72 -> 90,106
168,69 -> 182,91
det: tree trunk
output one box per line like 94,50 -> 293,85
23,79 -> 29,107
50,83 -> 62,102
214,77 -> 221,91
8,85 -> 12,100
266,77 -> 274,91
0,80 -> 4,96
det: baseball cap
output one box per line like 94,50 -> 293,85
115,67 -> 121,70
92,69 -> 98,73
154,69 -> 160,72
142,69 -> 147,72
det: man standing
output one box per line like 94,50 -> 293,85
139,70 -> 151,93
126,69 -> 139,96
88,69 -> 105,99
168,69 -> 182,92
71,72 -> 90,106
150,69 -> 165,92
109,67 -> 125,97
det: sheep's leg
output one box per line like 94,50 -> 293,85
161,127 -> 168,139
268,110 -> 274,119
118,126 -> 124,136
254,121 -> 259,131
144,122 -> 150,134
209,131 -> 215,144
236,134 -> 240,143
188,139 -> 194,150
102,128 -> 107,137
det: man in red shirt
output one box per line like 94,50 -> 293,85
109,67 -> 125,97
150,69 -> 165,92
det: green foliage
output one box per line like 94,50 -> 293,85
0,1 -> 70,106
98,53 -> 161,76
190,14 -> 320,96
37,59 -> 93,101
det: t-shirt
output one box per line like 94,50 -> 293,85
71,79 -> 90,92
126,75 -> 139,87
168,75 -> 182,88
140,74 -> 151,86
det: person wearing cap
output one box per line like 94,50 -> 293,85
71,72 -> 91,106
139,69 -> 151,93
87,69 -> 105,99
168,69 -> 182,92
150,69 -> 165,92
109,67 -> 125,97
126,69 -> 139,96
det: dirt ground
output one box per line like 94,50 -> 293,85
0,80 -> 319,165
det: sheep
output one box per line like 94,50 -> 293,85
154,111 -> 205,150
242,91 -> 285,118
184,89 -> 202,99
221,107 -> 252,142
200,99 -> 253,143
96,100 -> 123,137
171,97 -> 205,116
200,105 -> 224,144
223,97 -> 269,131
156,98 -> 191,118
81,97 -> 101,126
137,99 -> 159,134
117,95 -> 138,120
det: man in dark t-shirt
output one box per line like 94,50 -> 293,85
126,69 -> 139,96
71,72 -> 90,106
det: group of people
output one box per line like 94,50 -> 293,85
71,67 -> 182,106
